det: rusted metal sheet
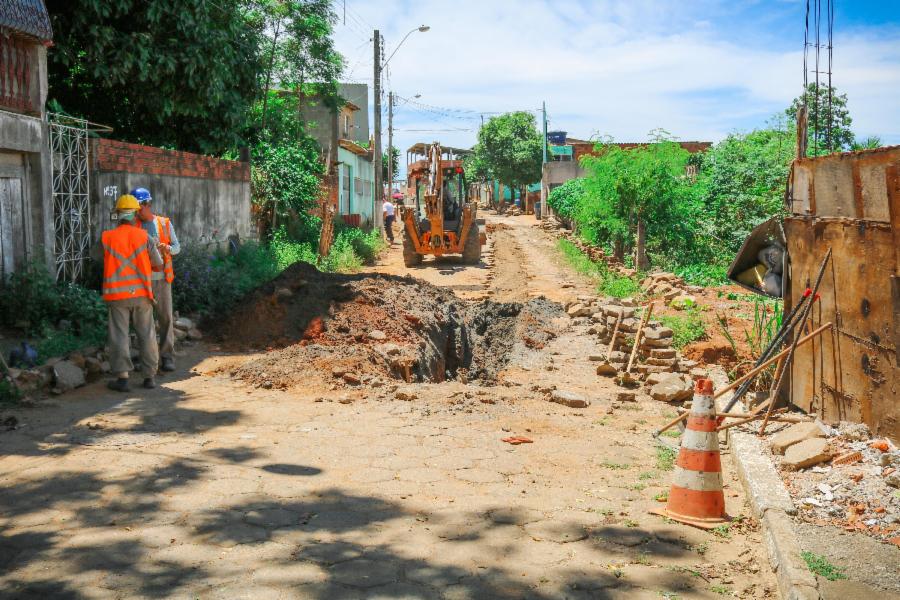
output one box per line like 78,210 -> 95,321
784,145 -> 900,441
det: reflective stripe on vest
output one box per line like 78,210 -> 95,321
152,215 -> 175,283
102,225 -> 154,302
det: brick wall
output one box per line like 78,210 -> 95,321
89,138 -> 252,246
571,141 -> 712,162
92,138 -> 249,182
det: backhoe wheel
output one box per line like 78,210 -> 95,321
461,220 -> 482,264
403,228 -> 423,267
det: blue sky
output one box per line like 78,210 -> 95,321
332,0 -> 900,170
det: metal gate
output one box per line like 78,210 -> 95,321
48,113 -> 91,282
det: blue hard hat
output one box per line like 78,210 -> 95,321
130,187 -> 152,204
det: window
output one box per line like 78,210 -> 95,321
343,114 -> 351,138
342,165 -> 352,213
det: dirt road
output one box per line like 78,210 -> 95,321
0,212 -> 776,599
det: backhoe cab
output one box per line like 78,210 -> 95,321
401,142 -> 485,267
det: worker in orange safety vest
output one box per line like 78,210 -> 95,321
102,194 -> 163,392
133,187 -> 180,373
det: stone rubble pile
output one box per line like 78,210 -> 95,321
640,272 -> 703,308
565,296 -> 697,402
6,314 -> 201,398
774,420 -> 900,542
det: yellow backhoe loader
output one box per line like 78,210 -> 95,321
401,142 -> 485,267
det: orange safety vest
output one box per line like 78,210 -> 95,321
101,223 -> 154,302
153,215 -> 175,283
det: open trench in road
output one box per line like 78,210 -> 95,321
208,233 -> 566,389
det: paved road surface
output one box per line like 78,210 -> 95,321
0,212 -> 776,598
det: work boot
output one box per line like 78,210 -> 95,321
107,378 -> 130,392
160,357 -> 176,372
143,377 -> 156,389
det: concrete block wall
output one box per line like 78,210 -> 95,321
90,139 -> 252,247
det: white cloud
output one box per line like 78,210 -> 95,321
333,0 -> 900,163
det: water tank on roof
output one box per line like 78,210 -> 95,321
547,131 -> 567,145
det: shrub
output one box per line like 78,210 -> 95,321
173,241 -> 281,320
547,178 -> 586,221
599,271 -> 641,298
557,239 -> 642,298
0,261 -> 107,362
658,307 -> 707,349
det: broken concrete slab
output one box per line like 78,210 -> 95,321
783,438 -> 831,470
771,421 -> 827,455
550,390 -> 590,409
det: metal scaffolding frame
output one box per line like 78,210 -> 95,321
48,113 -> 91,282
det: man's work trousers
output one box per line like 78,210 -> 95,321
107,297 -> 158,379
152,279 -> 175,360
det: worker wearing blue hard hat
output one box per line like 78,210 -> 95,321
132,187 -> 181,373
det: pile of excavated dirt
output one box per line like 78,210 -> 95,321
210,262 -> 565,390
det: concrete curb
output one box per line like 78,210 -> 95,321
708,366 -> 821,600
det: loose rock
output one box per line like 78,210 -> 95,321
53,360 -> 85,392
550,390 -> 590,409
649,373 -> 692,403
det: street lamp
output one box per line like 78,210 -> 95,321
385,25 -> 430,66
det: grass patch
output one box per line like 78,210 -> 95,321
654,491 -> 669,502
658,307 -> 707,349
711,524 -> 731,539
660,429 -> 682,438
639,471 -> 656,480
624,519 -> 639,528
656,446 -> 677,471
629,483 -> 646,491
801,552 -> 847,581
557,239 -> 642,298
674,264 -> 728,287
710,585 -> 731,595
600,271 -> 642,298
602,461 -> 631,470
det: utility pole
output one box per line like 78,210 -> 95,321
373,30 -> 383,231
542,101 -> 548,163
540,101 -> 548,220
387,91 -> 394,201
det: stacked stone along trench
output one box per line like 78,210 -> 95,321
567,296 -> 698,403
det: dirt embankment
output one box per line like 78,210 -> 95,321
210,261 -> 565,390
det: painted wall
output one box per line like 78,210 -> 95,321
337,146 -> 375,225
89,139 -> 251,247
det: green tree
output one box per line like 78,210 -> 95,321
46,0 -> 264,155
472,112 -> 543,201
251,137 -> 325,239
382,146 -> 400,183
692,125 -> 794,260
786,83 -> 854,154
277,0 -> 344,123
580,136 -> 697,270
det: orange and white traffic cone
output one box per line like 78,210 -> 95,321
651,378 -> 729,529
